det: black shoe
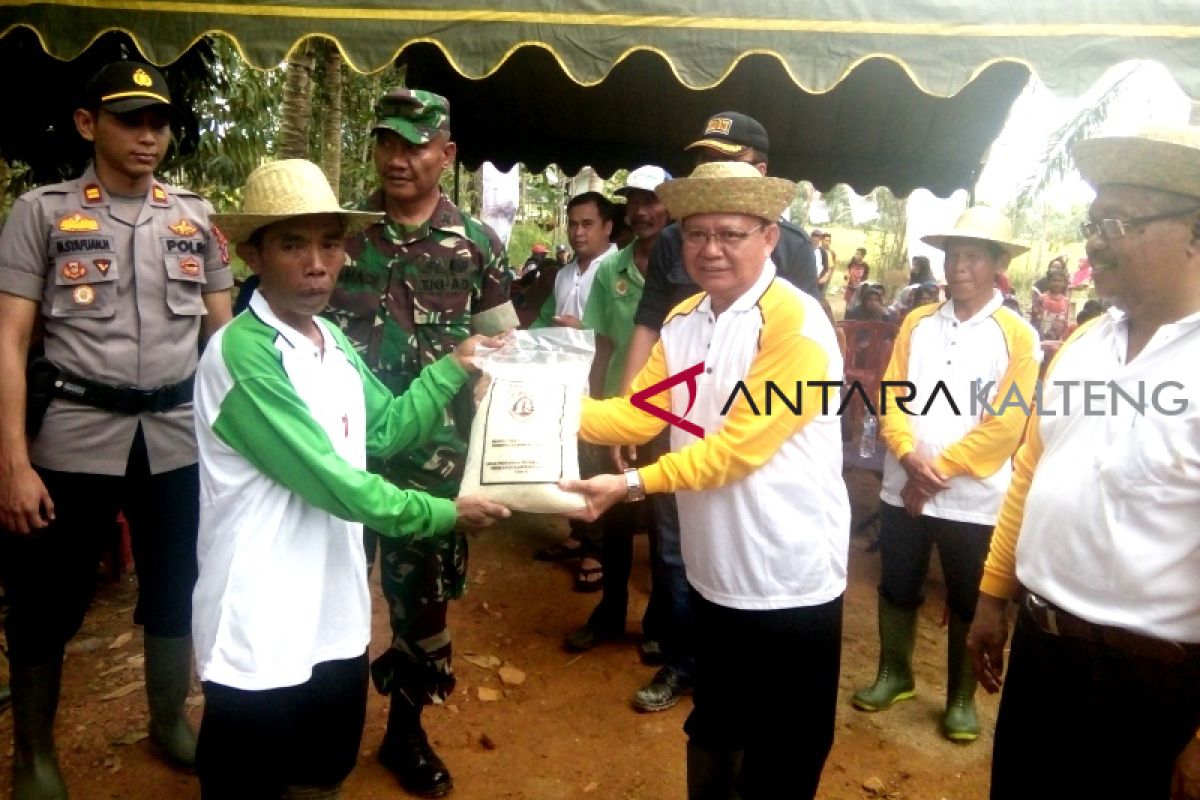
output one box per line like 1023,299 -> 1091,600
638,639 -> 664,666
564,620 -> 623,652
632,666 -> 692,713
379,724 -> 453,797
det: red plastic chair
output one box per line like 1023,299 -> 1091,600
838,320 -> 898,440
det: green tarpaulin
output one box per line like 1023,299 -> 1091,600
3,1 -> 1197,193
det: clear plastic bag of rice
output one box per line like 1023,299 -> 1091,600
459,328 -> 594,513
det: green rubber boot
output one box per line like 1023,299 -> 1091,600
943,614 -> 981,742
11,658 -> 69,800
852,598 -> 917,712
144,635 -> 199,768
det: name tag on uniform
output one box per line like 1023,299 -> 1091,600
416,272 -> 471,293
54,236 -> 114,254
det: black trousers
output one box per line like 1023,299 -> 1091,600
684,590 -> 843,800
588,482 -> 657,630
877,503 -> 992,622
991,610 -> 1200,799
0,426 -> 198,664
196,652 -> 369,799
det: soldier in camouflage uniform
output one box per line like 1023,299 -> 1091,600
324,88 -> 516,799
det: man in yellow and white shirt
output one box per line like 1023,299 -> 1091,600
851,206 -> 1040,743
969,127 -> 1200,800
565,161 -> 848,800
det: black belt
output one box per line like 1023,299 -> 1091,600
1020,588 -> 1200,665
53,369 -> 195,415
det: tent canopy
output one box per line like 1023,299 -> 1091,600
4,1 -> 1198,194
401,44 -> 1029,196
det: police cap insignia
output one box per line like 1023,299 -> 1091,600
61,261 -> 87,281
133,68 -> 153,87
72,285 -> 96,306
58,213 -> 100,233
94,258 -> 112,275
169,219 -> 199,237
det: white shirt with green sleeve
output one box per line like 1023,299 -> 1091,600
192,291 -> 465,690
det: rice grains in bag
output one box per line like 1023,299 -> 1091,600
460,328 -> 594,513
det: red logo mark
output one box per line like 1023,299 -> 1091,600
630,361 -> 706,439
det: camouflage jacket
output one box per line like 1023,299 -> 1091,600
325,191 -> 514,496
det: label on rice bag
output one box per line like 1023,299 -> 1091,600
480,380 -> 568,485
459,328 -> 593,514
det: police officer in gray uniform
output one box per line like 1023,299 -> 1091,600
0,61 -> 232,798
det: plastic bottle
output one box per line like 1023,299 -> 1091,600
859,414 -> 877,459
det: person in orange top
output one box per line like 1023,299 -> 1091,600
1030,267 -> 1071,340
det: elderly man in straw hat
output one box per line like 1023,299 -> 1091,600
968,126 -> 1200,799
850,206 -> 1041,743
564,161 -> 849,799
191,160 -> 509,799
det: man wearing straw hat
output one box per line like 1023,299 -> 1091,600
324,87 -> 517,797
615,111 -> 820,715
969,126 -> 1200,799
0,60 -> 232,795
192,159 -> 509,799
850,205 -> 1040,743
565,161 -> 849,799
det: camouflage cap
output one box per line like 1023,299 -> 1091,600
372,88 -> 451,144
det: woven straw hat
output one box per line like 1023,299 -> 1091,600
1074,125 -> 1200,199
920,205 -> 1029,257
211,159 -> 383,244
655,161 -> 795,222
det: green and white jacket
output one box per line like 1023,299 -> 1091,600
193,291 -> 465,690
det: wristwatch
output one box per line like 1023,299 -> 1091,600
623,468 -> 646,503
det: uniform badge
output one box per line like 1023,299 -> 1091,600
57,213 -> 100,233
61,261 -> 87,281
180,257 -> 201,277
82,184 -> 102,203
94,258 -> 112,275
705,116 -> 733,135
169,219 -> 199,237
614,279 -> 628,297
72,285 -> 95,306
133,68 -> 153,87
210,223 -> 230,266
151,184 -> 168,204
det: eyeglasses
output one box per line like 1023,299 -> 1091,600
1080,205 -> 1200,240
681,224 -> 764,248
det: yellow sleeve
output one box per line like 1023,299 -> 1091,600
877,309 -> 923,461
638,291 -> 832,495
579,338 -> 670,446
980,320 -> 1098,599
933,313 -> 1040,479
979,402 -> 1044,599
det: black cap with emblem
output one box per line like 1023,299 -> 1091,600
84,61 -> 176,116
685,111 -> 770,159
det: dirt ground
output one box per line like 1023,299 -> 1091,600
0,469 -> 999,799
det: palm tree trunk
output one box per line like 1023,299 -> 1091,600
319,44 -> 343,200
278,40 -> 316,160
